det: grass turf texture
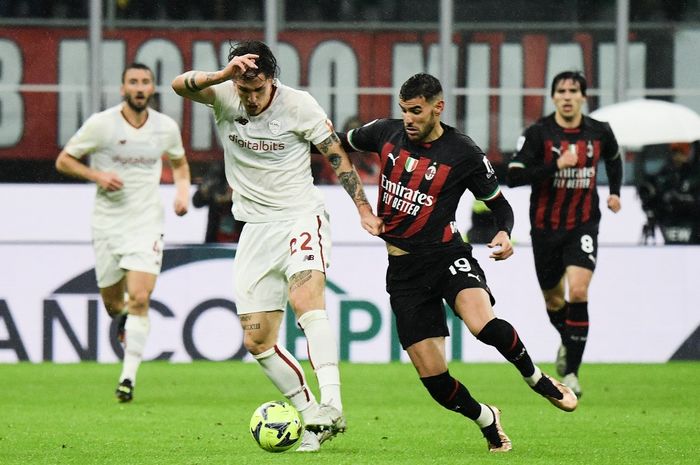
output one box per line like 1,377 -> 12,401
0,362 -> 697,464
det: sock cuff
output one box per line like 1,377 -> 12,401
124,314 -> 149,330
419,370 -> 452,388
297,309 -> 327,329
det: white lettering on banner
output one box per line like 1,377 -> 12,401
0,31 -> 675,156
392,43 -> 459,121
58,40 -> 126,145
1,244 -> 699,363
135,39 -> 184,126
308,40 -> 359,128
0,39 -> 23,147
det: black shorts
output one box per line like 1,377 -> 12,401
531,223 -> 599,290
386,246 -> 495,349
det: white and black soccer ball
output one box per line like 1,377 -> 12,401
249,401 -> 303,452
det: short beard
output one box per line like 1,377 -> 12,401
125,95 -> 149,113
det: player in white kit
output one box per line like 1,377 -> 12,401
172,40 -> 383,452
56,63 -> 191,402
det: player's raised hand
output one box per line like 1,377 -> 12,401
222,53 -> 259,80
488,230 -> 513,261
95,172 -> 123,191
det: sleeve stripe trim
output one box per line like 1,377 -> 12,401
508,161 -> 525,168
477,186 -> 501,202
346,129 -> 362,152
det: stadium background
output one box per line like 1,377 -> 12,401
0,0 -> 698,363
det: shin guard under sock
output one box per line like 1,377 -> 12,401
477,318 -> 535,377
564,302 -> 589,375
420,371 -> 482,420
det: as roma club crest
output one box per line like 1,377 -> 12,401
268,120 -> 281,135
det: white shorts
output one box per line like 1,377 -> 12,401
233,213 -> 332,314
93,233 -> 164,288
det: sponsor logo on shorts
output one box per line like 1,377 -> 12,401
303,255 -> 315,262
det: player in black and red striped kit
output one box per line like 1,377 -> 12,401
340,73 -> 577,453
507,71 -> 623,398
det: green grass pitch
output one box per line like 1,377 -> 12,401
0,361 -> 697,464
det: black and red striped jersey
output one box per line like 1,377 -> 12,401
348,119 -> 502,253
507,114 -> 622,232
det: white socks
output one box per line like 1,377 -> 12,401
476,404 -> 496,428
524,365 -> 543,387
119,314 -> 150,385
254,345 -> 317,416
297,310 -> 342,413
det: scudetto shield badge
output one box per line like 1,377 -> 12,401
405,157 -> 418,172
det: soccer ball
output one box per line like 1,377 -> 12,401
249,401 -> 303,452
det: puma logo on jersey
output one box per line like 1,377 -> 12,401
235,117 -> 249,125
119,140 -> 126,145
387,153 -> 399,166
551,145 -> 562,156
468,273 -> 481,282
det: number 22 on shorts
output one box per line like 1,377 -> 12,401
289,232 -> 313,255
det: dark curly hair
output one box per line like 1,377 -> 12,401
227,40 -> 279,80
399,73 -> 443,102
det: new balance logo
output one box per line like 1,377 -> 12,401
303,255 -> 315,261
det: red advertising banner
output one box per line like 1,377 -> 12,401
0,26 -> 674,163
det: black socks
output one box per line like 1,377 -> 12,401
420,371 -> 482,420
477,318 -> 535,378
564,302 -> 589,375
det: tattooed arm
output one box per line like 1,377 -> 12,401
315,132 -> 384,236
171,53 -> 260,105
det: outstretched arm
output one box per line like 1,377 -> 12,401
56,150 -> 123,191
315,132 -> 384,236
171,53 -> 260,105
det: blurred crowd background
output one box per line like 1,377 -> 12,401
1,0 -> 699,22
